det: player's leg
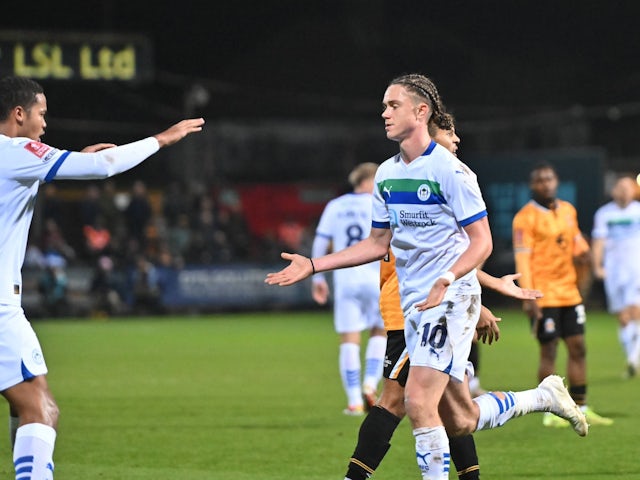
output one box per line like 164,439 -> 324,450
3,377 -> 58,480
0,305 -> 58,479
339,331 -> 364,415
335,295 -> 365,414
406,365 -> 450,480
563,306 -> 612,425
441,371 -> 588,437
467,341 -> 485,397
362,326 -> 386,410
534,308 -> 568,427
344,379 -> 404,480
361,291 -> 386,409
439,374 -> 479,480
9,406 -> 19,449
626,305 -> 640,375
404,298 -> 478,480
344,330 -> 407,480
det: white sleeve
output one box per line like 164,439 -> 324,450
50,137 -> 160,181
311,233 -> 331,283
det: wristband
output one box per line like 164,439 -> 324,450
309,257 -> 316,274
439,271 -> 455,285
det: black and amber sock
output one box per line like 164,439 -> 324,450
344,406 -> 401,480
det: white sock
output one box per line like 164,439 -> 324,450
413,426 -> 450,480
363,335 -> 386,392
14,423 -> 56,480
9,415 -> 19,450
618,322 -> 637,361
628,321 -> 640,366
339,343 -> 362,407
473,390 -> 519,430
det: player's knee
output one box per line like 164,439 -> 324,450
45,396 -> 60,428
444,412 -> 476,437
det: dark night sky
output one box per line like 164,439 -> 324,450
2,0 -> 639,123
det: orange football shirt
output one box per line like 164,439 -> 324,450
512,199 -> 589,307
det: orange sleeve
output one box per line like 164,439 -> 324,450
512,206 -> 535,290
569,204 -> 590,257
379,250 -> 404,331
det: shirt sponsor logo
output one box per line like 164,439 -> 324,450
24,141 -> 51,158
398,209 -> 436,227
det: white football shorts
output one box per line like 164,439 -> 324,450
404,294 -> 480,383
333,281 -> 384,334
0,304 -> 48,391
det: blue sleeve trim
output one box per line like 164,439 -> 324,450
372,220 -> 391,229
459,210 -> 488,227
44,151 -> 71,183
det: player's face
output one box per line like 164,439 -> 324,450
612,178 -> 637,206
530,168 -> 558,202
19,93 -> 48,142
433,127 -> 460,156
381,85 -> 427,142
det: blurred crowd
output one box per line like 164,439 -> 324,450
25,179 -> 313,318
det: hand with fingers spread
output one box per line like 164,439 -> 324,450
265,253 -> 313,286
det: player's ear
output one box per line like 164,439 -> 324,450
13,106 -> 25,124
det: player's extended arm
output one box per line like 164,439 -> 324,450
53,118 -> 204,180
416,216 -> 492,311
265,227 -> 391,286
591,237 -> 606,280
476,270 -> 543,300
310,234 -> 331,304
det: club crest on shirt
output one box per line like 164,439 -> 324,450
417,183 -> 431,201
24,141 -> 51,159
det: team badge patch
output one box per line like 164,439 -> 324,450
417,183 -> 431,201
24,141 -> 51,159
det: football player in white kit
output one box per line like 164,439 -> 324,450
311,163 -> 386,415
267,73 -> 588,480
0,75 -> 203,480
592,176 -> 640,377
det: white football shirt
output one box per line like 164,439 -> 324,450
0,134 -> 159,306
592,199 -> 640,279
371,141 -> 487,313
314,192 -> 380,288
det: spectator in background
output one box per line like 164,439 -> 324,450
38,253 -> 68,318
127,254 -> 162,315
166,213 -> 192,262
79,184 -> 101,228
125,180 -> 153,251
41,183 -> 64,226
83,214 -> 112,259
591,175 -> 640,377
98,180 -> 122,234
163,180 -> 190,226
90,255 -> 125,317
41,218 -> 76,262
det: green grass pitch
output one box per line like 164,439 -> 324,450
1,309 -> 637,479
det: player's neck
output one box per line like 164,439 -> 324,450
398,134 -> 432,164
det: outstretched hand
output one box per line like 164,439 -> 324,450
154,118 -> 205,147
496,273 -> 543,300
265,253 -> 313,286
